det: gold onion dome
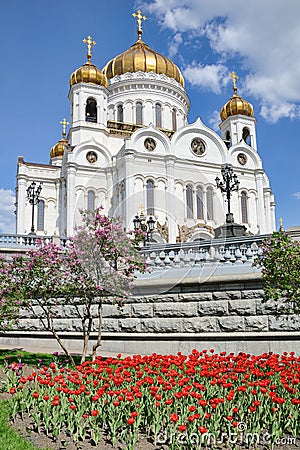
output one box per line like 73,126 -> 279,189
103,10 -> 185,88
70,35 -> 108,88
220,71 -> 254,121
50,119 -> 70,158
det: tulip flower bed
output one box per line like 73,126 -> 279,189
3,350 -> 300,449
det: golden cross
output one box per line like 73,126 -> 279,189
132,9 -> 147,40
229,71 -> 239,93
60,118 -> 69,137
83,35 -> 96,62
138,204 -> 145,214
279,217 -> 284,231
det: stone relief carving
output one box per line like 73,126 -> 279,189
176,223 -> 214,243
157,221 -> 169,242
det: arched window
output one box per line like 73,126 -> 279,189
186,184 -> 193,218
37,200 -> 45,231
172,108 -> 177,131
242,127 -> 251,145
241,191 -> 248,223
117,104 -> 124,122
155,103 -> 162,128
86,98 -> 97,123
196,187 -> 204,219
136,102 -> 143,125
146,180 -> 154,215
87,190 -> 95,213
206,187 -> 213,220
225,130 -> 231,148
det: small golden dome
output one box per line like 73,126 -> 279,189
70,35 -> 108,88
103,39 -> 185,88
220,93 -> 254,121
50,138 -> 69,158
220,71 -> 254,121
50,118 -> 70,159
69,61 -> 108,87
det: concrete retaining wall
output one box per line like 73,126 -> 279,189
1,272 -> 299,356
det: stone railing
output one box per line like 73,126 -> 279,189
139,234 -> 268,272
0,234 -> 69,254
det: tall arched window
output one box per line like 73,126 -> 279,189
242,127 -> 251,145
136,102 -> 143,125
37,200 -> 45,231
241,191 -> 248,223
146,180 -> 154,215
86,98 -> 97,122
225,130 -> 231,148
186,184 -> 193,218
155,103 -> 162,128
87,190 -> 95,213
196,187 -> 204,219
206,187 -> 213,220
117,104 -> 124,122
172,108 -> 177,131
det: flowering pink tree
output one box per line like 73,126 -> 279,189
1,208 -> 146,363
72,207 -> 147,360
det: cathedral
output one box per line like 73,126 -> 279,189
15,10 -> 276,243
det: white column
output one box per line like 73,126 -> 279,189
124,151 -> 135,230
66,166 -> 77,236
165,156 -> 177,243
255,170 -> 266,234
264,189 -> 271,233
16,178 -> 27,234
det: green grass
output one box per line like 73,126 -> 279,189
0,400 -> 50,450
0,349 -> 81,367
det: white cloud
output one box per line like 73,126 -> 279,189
183,63 -> 228,94
144,0 -> 300,122
168,32 -> 183,58
0,189 -> 16,233
208,110 -> 221,132
292,192 -> 300,200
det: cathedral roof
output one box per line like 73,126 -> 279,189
220,71 -> 254,121
69,36 -> 108,88
102,10 -> 185,88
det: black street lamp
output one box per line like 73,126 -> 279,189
133,213 -> 156,245
26,181 -> 42,234
215,165 -> 239,223
214,165 -> 246,238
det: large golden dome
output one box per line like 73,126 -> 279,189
103,39 -> 185,88
220,71 -> 254,121
70,35 -> 108,88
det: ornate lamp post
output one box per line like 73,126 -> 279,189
214,165 -> 246,238
133,212 -> 156,245
26,181 -> 42,234
215,165 -> 239,224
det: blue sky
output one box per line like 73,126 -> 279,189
0,0 -> 300,232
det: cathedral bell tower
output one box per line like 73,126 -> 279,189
68,35 -> 109,147
219,71 -> 257,150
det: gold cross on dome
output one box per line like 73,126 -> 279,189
60,118 -> 69,137
132,9 -> 147,40
83,35 -> 96,62
279,217 -> 284,231
229,71 -> 239,93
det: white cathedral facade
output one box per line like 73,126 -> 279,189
15,12 -> 276,243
